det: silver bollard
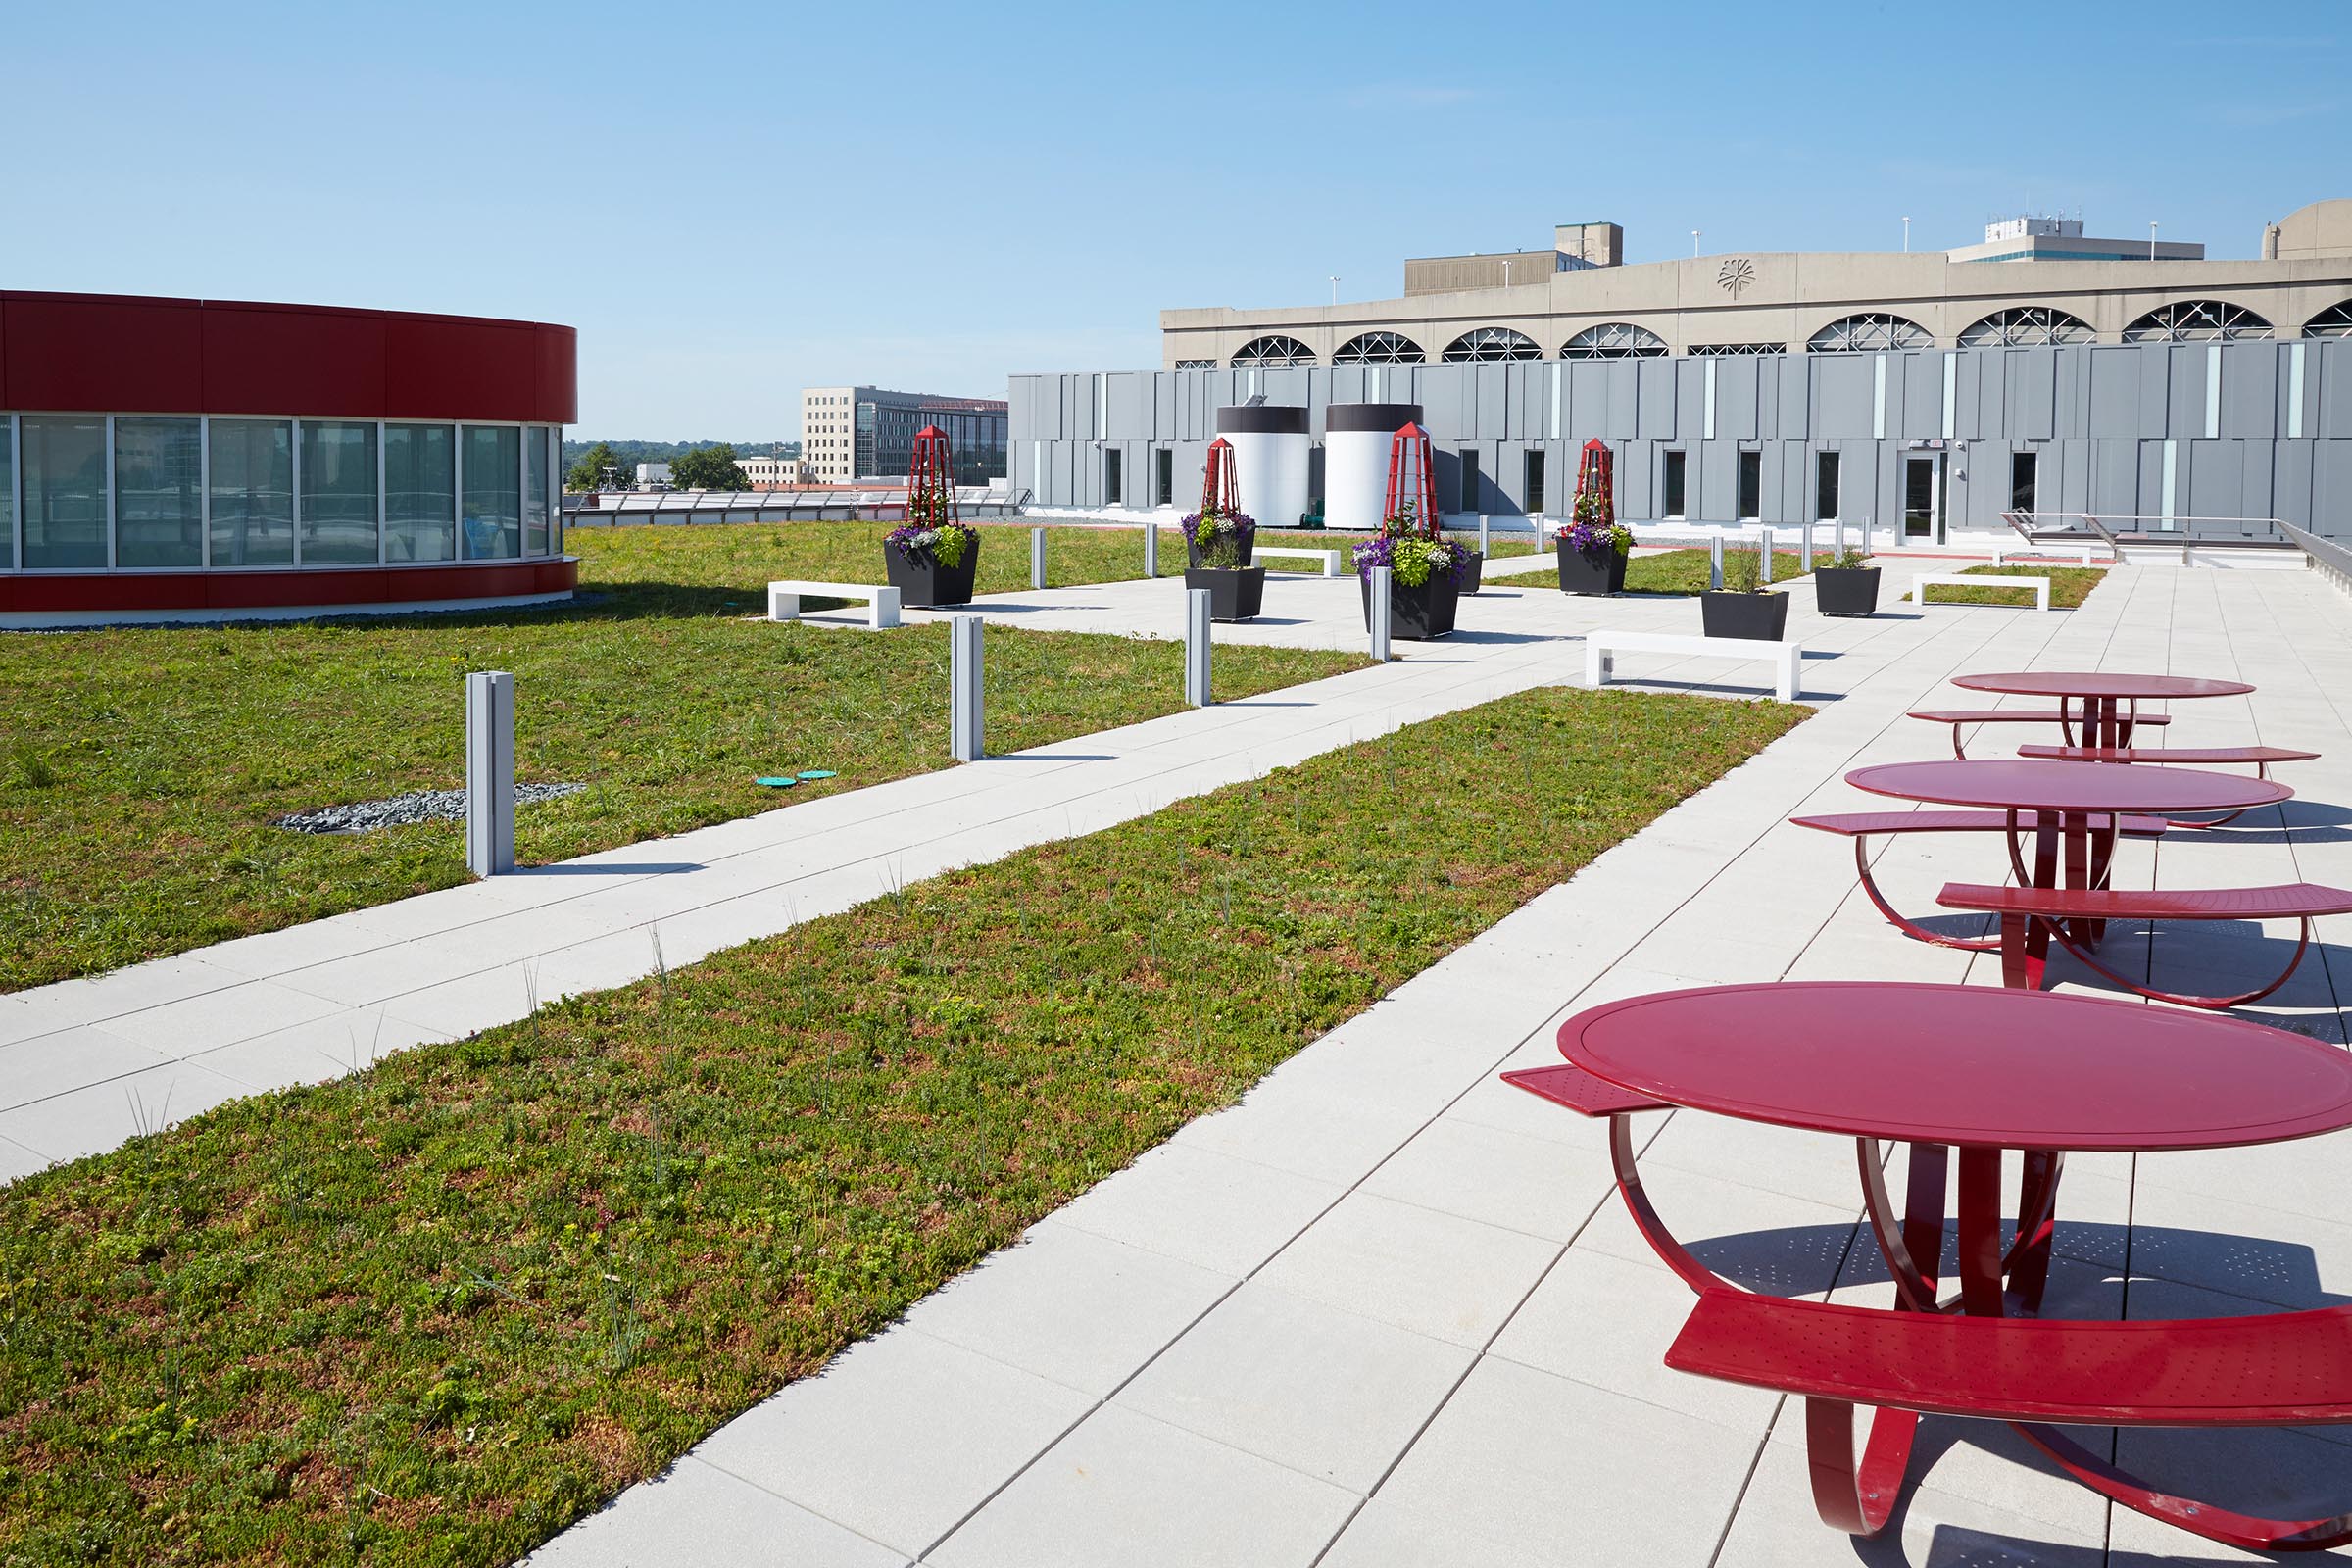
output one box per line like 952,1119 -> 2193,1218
1759,527 -> 1775,585
1478,514 -> 1490,556
950,615 -> 984,761
1030,525 -> 1047,591
1144,522 -> 1158,578
1367,565 -> 1393,662
466,670 -> 514,878
1836,515 -> 1847,562
1800,520 -> 1813,573
1708,534 -> 1725,591
1185,587 -> 1212,708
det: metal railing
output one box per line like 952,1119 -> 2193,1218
2280,520 -> 2352,599
562,485 -> 1030,526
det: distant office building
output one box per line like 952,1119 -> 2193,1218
800,386 -> 1008,485
1945,215 -> 2204,264
739,454 -> 810,488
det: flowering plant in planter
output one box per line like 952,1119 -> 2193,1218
1182,507 -> 1256,568
884,518 -> 979,568
1562,486 -> 1632,556
1353,514 -> 1474,587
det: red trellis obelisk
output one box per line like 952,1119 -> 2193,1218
906,424 -> 957,527
1201,436 -> 1241,517
1575,438 -> 1614,527
1384,422 -> 1439,537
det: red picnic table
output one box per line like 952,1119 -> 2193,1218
1844,759 -> 2291,985
1951,670 -> 2253,749
1509,980 -> 2352,1551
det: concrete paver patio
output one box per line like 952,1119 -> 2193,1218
10,549 -> 2352,1563
514,561 -> 2352,1565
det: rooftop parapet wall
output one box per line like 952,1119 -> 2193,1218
0,292 -> 577,423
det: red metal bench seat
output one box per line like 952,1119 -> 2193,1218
1790,811 -> 2164,951
1667,1288 -> 2352,1550
1910,708 -> 2169,760
1938,879 -> 2352,1007
2017,743 -> 2317,765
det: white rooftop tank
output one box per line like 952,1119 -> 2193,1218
1215,405 -> 1310,530
1323,403 -> 1425,530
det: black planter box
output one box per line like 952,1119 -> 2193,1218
1556,543 -> 1629,596
1186,532 -> 1254,568
1184,565 -> 1265,621
1458,550 -> 1486,595
1700,590 -> 1791,641
1813,565 -> 1882,616
884,541 -> 979,608
1359,571 -> 1460,640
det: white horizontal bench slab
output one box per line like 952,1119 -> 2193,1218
1912,571 -> 2050,612
1994,546 -> 2099,565
1252,546 -> 1343,577
1586,629 -> 1802,703
768,579 -> 902,629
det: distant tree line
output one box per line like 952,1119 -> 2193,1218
563,438 -> 799,491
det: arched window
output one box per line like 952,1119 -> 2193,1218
1333,331 -> 1425,365
1806,314 -> 1931,353
1230,335 -> 1316,367
2303,300 -> 2352,338
1560,322 -> 1667,359
1957,307 -> 2096,347
2121,301 -> 2272,342
1441,327 -> 1542,362
1689,342 -> 1784,357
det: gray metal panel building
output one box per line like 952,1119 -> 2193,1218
1010,339 -> 2352,539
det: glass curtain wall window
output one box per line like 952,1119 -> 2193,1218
210,419 -> 295,566
114,417 -> 204,567
461,425 -> 521,560
0,417 -> 13,569
547,430 -> 565,555
523,427 -> 551,555
300,421 -> 379,564
22,416 -> 111,569
385,424 -> 456,562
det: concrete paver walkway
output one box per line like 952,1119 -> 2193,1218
520,562 -> 2352,1566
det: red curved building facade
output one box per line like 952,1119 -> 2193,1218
0,292 -> 577,622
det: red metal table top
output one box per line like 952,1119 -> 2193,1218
1847,759 -> 2289,815
1952,671 -> 2255,701
1559,982 -> 2352,1152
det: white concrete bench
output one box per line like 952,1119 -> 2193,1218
1994,546 -> 2099,566
1253,546 -> 1343,577
1911,571 -> 2050,612
1586,630 -> 1802,703
768,579 -> 902,628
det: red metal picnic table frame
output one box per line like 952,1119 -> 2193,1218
1951,670 -> 2253,749
1844,759 -> 2290,982
1510,981 -> 2352,1547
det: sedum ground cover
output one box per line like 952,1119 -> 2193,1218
572,517 -> 1533,602
1899,562 -> 2108,610
1620,548 -> 1807,595
0,527 -> 1363,993
0,684 -> 1804,1567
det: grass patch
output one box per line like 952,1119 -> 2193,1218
0,685 -> 1804,1566
0,533 -> 1362,992
573,518 -> 1533,605
1623,549 -> 1807,595
1901,564 -> 2108,610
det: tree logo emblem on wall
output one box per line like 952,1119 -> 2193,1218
1717,258 -> 1756,298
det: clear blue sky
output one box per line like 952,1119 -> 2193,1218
4,1 -> 2344,440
